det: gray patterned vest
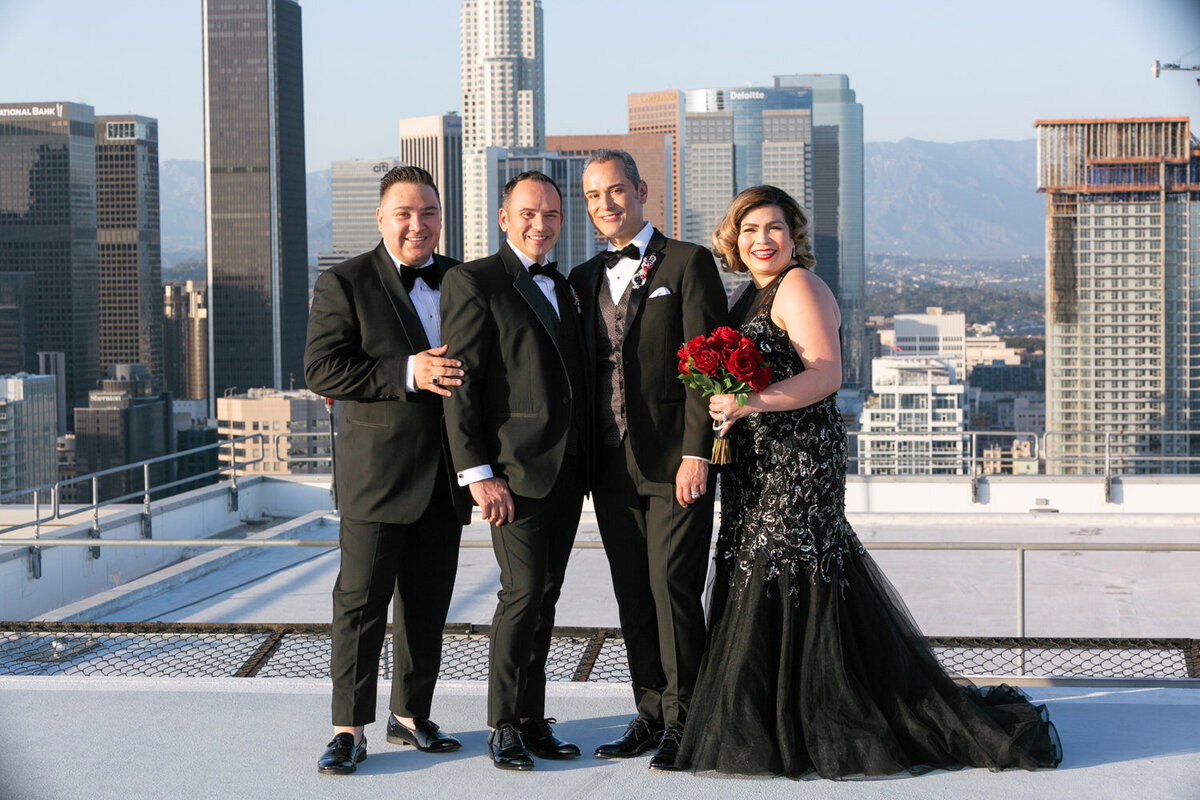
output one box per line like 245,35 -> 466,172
595,279 -> 633,447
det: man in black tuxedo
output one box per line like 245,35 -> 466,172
568,150 -> 727,771
305,166 -> 469,775
440,171 -> 589,771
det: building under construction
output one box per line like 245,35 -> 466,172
1036,117 -> 1200,473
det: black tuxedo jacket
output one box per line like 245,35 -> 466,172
303,242 -> 470,525
440,243 -> 589,499
569,228 -> 727,484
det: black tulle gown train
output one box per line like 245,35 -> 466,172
676,268 -> 1062,778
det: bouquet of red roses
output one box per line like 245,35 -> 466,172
676,326 -> 772,464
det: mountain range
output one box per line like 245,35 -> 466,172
159,138 -> 1044,271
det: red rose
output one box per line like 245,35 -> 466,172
738,336 -> 754,350
692,348 -> 719,376
750,364 -> 772,392
713,327 -> 741,350
684,335 -> 707,357
725,345 -> 760,382
677,356 -> 691,375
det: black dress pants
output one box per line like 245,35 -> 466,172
487,455 -> 584,728
593,437 -> 714,728
330,469 -> 462,726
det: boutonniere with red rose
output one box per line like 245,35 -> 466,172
676,326 -> 772,464
630,253 -> 657,290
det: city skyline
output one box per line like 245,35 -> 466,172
1,0 -> 1196,173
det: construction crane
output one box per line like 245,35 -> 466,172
1152,59 -> 1200,86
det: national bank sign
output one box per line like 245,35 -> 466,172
0,104 -> 64,118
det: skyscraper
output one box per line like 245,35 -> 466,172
1036,117 -> 1200,474
684,86 -> 813,294
773,74 -> 865,389
95,115 -> 163,382
460,0 -> 545,260
0,101 -> 100,413
325,159 -> 400,264
398,114 -> 463,260
162,281 -> 209,402
202,0 -> 309,409
546,132 -> 673,237
627,90 -> 685,238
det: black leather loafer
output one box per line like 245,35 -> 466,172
518,717 -> 580,759
594,717 -> 664,759
318,733 -> 366,775
386,716 -> 462,753
648,725 -> 684,772
488,723 -> 534,771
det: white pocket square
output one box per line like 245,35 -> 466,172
648,287 -> 672,298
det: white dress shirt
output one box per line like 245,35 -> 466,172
604,221 -> 654,304
381,245 -> 440,394
457,240 -> 560,487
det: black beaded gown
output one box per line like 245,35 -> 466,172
676,267 -> 1062,778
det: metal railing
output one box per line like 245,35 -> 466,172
5,531 -> 1199,673
0,435 -> 265,577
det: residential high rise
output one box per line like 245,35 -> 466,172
0,373 -> 57,500
460,0 -> 545,260
398,114 -> 463,260
0,101 -> 100,412
162,281 -> 209,402
627,90 -> 685,238
1036,117 -> 1200,474
202,0 -> 309,410
95,115 -> 163,383
773,74 -> 866,389
546,133 -> 673,238
321,159 -> 401,268
893,307 -> 967,380
858,356 -> 968,475
684,86 -> 813,295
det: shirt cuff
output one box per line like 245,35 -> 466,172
457,464 -> 494,486
405,355 -> 417,393
682,455 -> 711,464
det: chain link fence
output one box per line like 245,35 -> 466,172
1,622 -> 1196,682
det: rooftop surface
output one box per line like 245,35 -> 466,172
3,479 -> 1200,798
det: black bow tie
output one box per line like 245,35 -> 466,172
528,262 -> 557,279
602,243 -> 642,269
399,263 -> 440,293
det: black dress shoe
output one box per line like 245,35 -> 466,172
318,733 -> 366,775
648,725 -> 684,772
386,716 -> 462,753
518,717 -> 580,759
488,723 -> 534,771
594,717 -> 664,759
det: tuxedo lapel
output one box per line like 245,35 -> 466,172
622,229 -> 667,340
371,242 -> 431,353
502,244 -> 561,349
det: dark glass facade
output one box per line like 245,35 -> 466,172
0,102 -> 99,413
203,0 -> 309,408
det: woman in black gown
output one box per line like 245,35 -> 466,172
675,185 -> 1061,778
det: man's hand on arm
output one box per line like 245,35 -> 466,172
674,457 -> 709,508
411,344 -> 464,397
469,477 -> 515,526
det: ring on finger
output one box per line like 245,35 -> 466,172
690,490 -> 701,498
431,375 -> 440,385
719,412 -> 727,422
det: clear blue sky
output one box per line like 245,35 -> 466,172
1,0 -> 1197,171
